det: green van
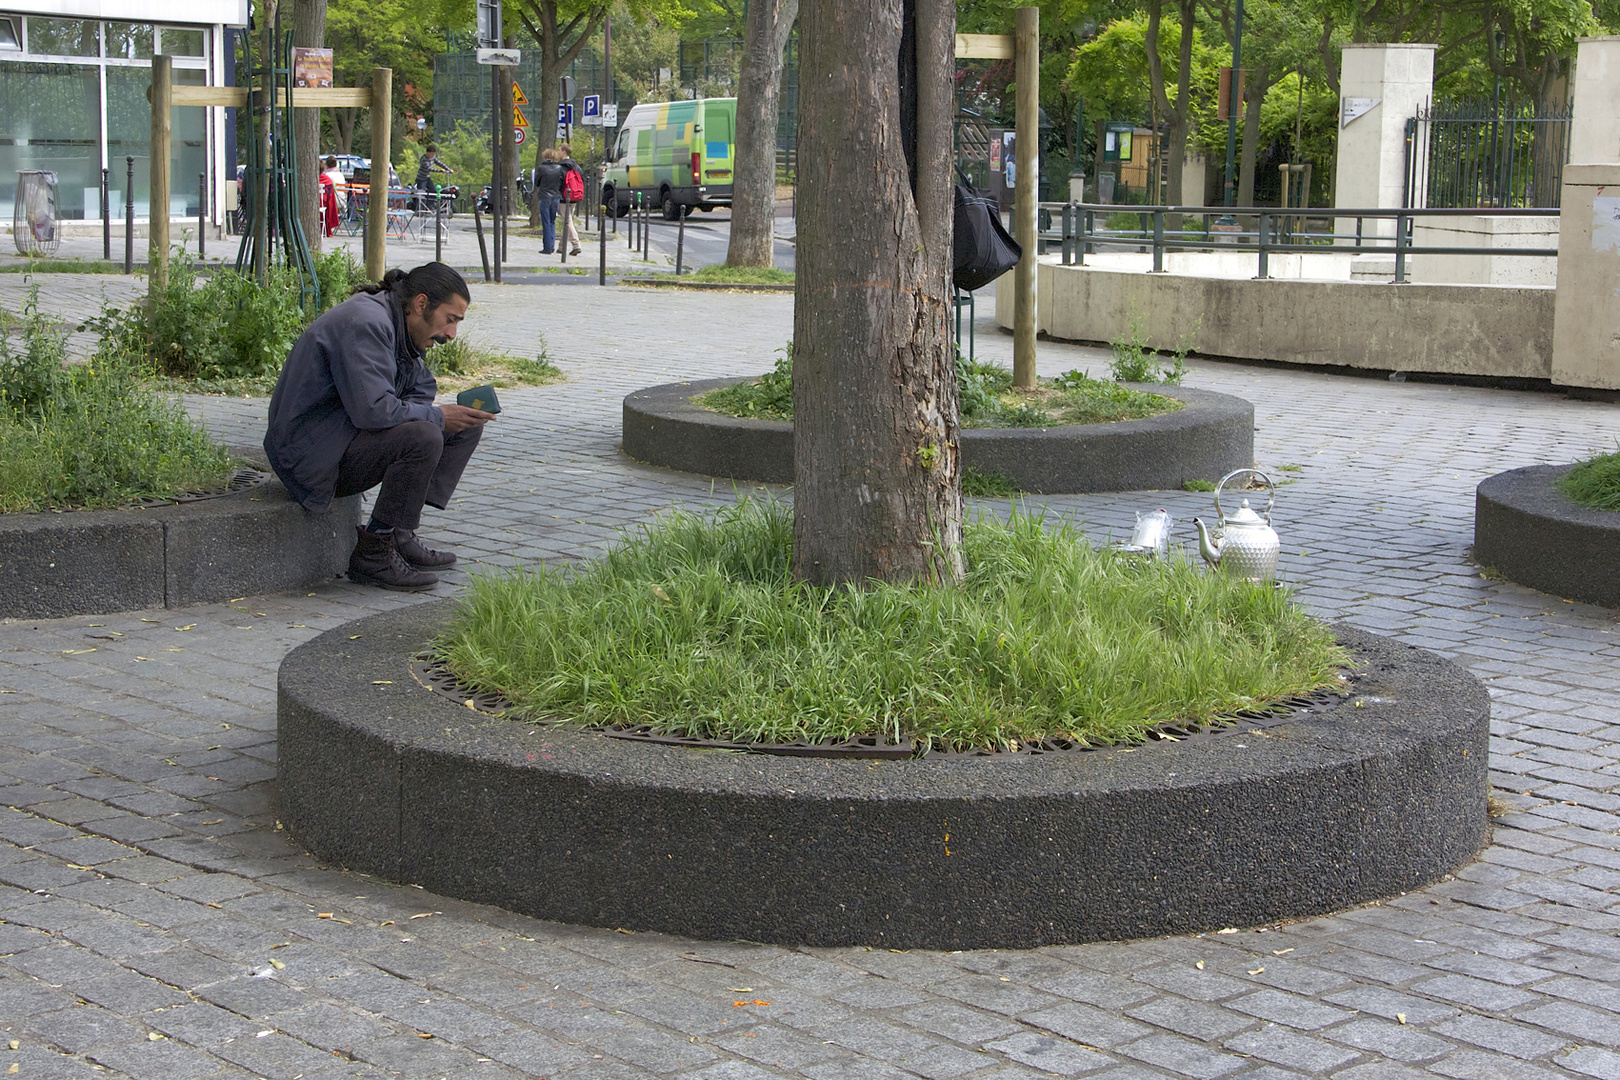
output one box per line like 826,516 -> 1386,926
601,97 -> 736,220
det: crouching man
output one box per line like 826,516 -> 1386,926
265,262 -> 494,591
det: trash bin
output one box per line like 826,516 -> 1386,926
14,171 -> 61,256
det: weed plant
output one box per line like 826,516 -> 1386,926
1557,447 -> 1620,511
436,500 -> 1348,752
961,467 -> 1016,496
1108,316 -> 1196,385
0,288 -> 228,511
699,349 -> 1176,429
427,333 -> 565,389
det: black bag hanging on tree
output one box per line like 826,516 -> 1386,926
952,166 -> 1021,292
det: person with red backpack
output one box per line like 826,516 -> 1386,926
559,143 -> 584,257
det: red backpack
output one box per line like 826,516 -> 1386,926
563,166 -> 584,203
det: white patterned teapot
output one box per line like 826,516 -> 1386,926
1192,469 -> 1280,583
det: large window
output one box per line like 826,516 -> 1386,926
0,15 -> 212,219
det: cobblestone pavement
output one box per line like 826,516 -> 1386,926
3,275 -> 1620,1080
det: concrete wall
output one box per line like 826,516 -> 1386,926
1411,216 -> 1560,286
996,260 -> 1555,380
1570,37 -> 1620,165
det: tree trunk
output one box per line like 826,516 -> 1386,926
726,0 -> 798,267
498,52 -> 519,218
333,107 -> 354,155
1237,65 -> 1265,207
792,0 -> 962,588
291,0 -> 328,252
1144,0 -> 1196,207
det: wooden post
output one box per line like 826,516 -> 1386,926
365,67 -> 392,283
1013,8 -> 1038,388
149,54 -> 172,289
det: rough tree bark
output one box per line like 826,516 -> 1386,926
1144,0 -> 1196,207
292,0 -> 328,252
725,0 -> 798,267
1238,64 -> 1266,207
513,2 -> 609,226
792,0 -> 962,587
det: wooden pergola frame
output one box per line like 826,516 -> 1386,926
149,57 -> 394,288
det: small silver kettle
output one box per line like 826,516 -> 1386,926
1192,469 -> 1280,583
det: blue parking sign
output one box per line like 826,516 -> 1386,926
557,103 -> 574,124
582,94 -> 600,119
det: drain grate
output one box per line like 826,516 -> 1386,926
127,467 -> 270,508
409,651 -> 1356,761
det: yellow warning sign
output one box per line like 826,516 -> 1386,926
513,105 -> 529,128
511,83 -> 528,105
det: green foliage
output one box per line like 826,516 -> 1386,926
0,288 -> 228,512
691,264 -> 795,285
434,120 -> 492,197
696,342 -> 794,421
1184,478 -> 1216,492
1108,317 -> 1196,386
961,467 -> 1017,497
0,258 -> 124,275
956,351 -> 1013,422
86,249 -> 367,385
426,333 -> 564,387
435,499 -> 1348,752
1557,448 -> 1620,512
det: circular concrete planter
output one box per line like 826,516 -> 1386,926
277,602 -> 1489,950
1475,464 -> 1620,607
0,479 -> 362,619
623,378 -> 1255,493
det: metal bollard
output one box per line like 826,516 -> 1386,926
198,171 -> 206,257
561,204 -> 568,265
124,156 -> 134,274
675,206 -> 685,274
473,205 -> 491,282
101,168 -> 110,262
599,206 -> 607,286
435,194 -> 443,263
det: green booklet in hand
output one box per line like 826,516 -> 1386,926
456,385 -> 501,414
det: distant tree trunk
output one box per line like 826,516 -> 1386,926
333,107 -> 355,154
1144,0 -> 1196,207
292,0 -> 328,252
726,0 -> 798,267
498,53 -> 519,218
792,0 -> 962,587
1238,64 -> 1266,207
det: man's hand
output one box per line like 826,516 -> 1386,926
440,403 -> 495,433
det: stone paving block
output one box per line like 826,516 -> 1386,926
680,1061 -> 792,1080
1518,1000 -> 1620,1046
799,1062 -> 917,1080
591,1026 -> 724,1073
829,979 -> 932,1009
1332,1062 -> 1439,1080
1409,973 -> 1543,1010
1030,970 -> 1157,1008
72,970 -> 190,1013
1123,995 -> 1256,1042
9,942 -> 125,983
124,947 -> 239,991
86,1036 -> 231,1080
620,989 -> 763,1037
211,1031 -> 345,1079
200,974 -> 316,1018
1020,1002 -> 1153,1049
1429,1014 -> 1568,1059
980,1031 -> 1114,1076
1325,1018 -> 1455,1062
930,975 -> 1061,1016
1132,965 -> 1251,1003
1426,1047 -> 1572,1080
1118,1032 -> 1247,1079
1557,1046 -> 1620,1080
898,1000 -> 1022,1045
1222,1024 -> 1361,1072
1224,989 -> 1352,1031
710,1024 -> 846,1070
20,1002 -> 146,1054
350,1032 -> 486,1074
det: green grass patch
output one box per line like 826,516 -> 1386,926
962,467 -> 1017,497
1183,479 -> 1216,492
1557,448 -> 1620,512
685,264 -> 795,285
0,287 -> 229,511
426,333 -> 565,391
697,352 -> 1178,429
0,258 -> 126,274
434,500 -> 1348,753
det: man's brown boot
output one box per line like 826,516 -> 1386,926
347,527 -> 439,591
393,528 -> 457,570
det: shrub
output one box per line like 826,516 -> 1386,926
1557,447 -> 1620,512
85,248 -> 369,385
0,288 -> 228,511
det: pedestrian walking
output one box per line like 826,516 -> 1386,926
532,148 -> 565,255
559,143 -> 584,256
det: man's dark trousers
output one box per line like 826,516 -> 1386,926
334,421 -> 481,531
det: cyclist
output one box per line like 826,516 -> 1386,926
414,144 -> 454,213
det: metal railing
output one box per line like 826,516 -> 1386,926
1045,203 -> 1560,284
1405,98 -> 1572,210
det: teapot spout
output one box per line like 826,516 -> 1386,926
1192,517 -> 1222,567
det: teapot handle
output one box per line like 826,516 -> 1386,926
1213,468 -> 1275,524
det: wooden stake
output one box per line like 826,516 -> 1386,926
365,67 -> 391,283
149,54 -> 172,289
1013,7 -> 1039,388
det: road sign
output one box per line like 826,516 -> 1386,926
513,105 -> 529,128
514,127 -> 525,145
582,94 -> 600,118
601,103 -> 618,126
476,47 -> 521,66
557,103 -> 574,125
511,83 -> 528,105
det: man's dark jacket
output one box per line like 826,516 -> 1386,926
264,290 -> 441,513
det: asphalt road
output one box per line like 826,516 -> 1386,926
627,205 -> 798,272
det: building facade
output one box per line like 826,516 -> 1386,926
0,0 -> 245,228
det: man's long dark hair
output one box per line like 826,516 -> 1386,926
355,262 -> 470,311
